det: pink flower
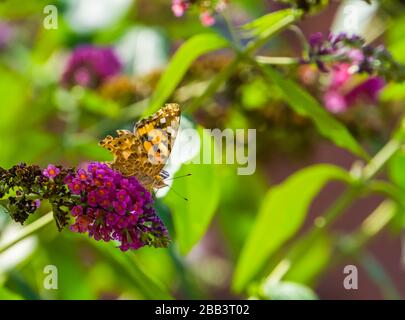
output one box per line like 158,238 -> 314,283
71,205 -> 83,217
172,0 -> 188,17
70,216 -> 91,233
67,162 -> 170,251
42,164 -> 60,179
68,178 -> 83,195
324,90 -> 348,113
77,169 -> 88,181
322,57 -> 386,113
330,63 -> 352,89
87,191 -> 98,207
34,199 -> 41,209
61,45 -> 122,89
324,76 -> 385,113
345,77 -> 385,106
200,11 -> 216,26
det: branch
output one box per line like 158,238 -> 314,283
0,212 -> 54,254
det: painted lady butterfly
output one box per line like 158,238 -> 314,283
99,103 -> 181,191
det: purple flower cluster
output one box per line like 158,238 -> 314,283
61,45 -> 122,89
323,63 -> 385,113
0,163 -> 75,228
65,162 -> 170,251
42,164 -> 61,179
303,32 -> 405,112
172,0 -> 228,26
307,32 -> 405,81
308,32 -> 365,72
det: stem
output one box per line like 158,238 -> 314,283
358,251 -> 402,299
299,200 -> 398,299
336,200 -> 401,299
245,11 -> 302,55
368,180 -> 405,208
362,139 -> 401,180
185,11 -> 302,113
256,56 -> 300,65
0,212 -> 54,254
338,200 -> 396,256
310,200 -> 396,288
222,9 -> 241,48
266,134 -> 404,283
265,187 -> 361,283
288,25 -> 310,56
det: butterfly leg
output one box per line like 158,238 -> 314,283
160,170 -> 170,179
154,175 -> 168,189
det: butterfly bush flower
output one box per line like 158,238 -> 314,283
172,0 -> 189,17
324,65 -> 385,113
42,164 -> 60,179
171,0 -> 228,26
66,162 -> 170,251
0,163 -> 75,228
307,32 -> 405,81
303,32 -> 405,112
61,45 -> 122,89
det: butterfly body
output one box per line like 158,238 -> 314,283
99,103 -> 180,191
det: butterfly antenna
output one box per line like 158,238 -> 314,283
165,184 -> 188,202
164,173 -> 192,181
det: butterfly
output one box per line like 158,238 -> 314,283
99,103 -> 181,191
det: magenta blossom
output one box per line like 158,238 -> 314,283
66,162 -> 170,251
172,0 -> 189,17
171,0 -> 228,26
42,164 -> 60,179
307,32 -> 405,81
345,77 -> 385,107
324,69 -> 385,113
61,45 -> 122,89
200,12 -> 216,27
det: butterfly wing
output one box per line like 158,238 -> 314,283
99,103 -> 181,190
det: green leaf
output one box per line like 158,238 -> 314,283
389,30 -> 405,65
260,281 -> 318,300
144,33 -> 230,116
88,240 -> 173,299
164,128 -> 221,255
217,166 -> 267,256
284,233 -> 332,285
380,82 -> 405,102
243,9 -> 303,54
46,237 -> 96,299
0,205 -> 9,215
388,150 -> 405,190
233,164 -> 351,292
242,9 -> 301,39
0,286 -> 23,300
387,151 -> 405,231
260,66 -> 368,160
